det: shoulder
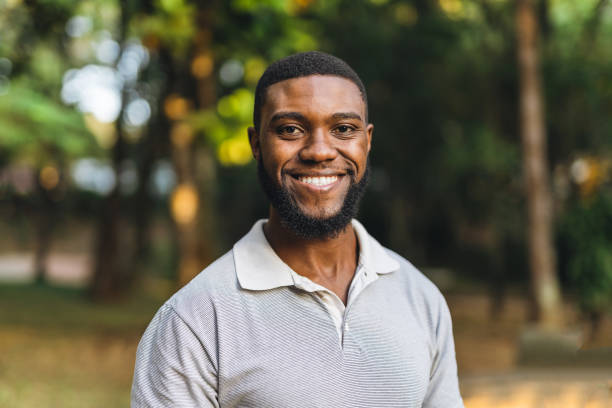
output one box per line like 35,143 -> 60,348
386,249 -> 443,299
136,250 -> 238,358
354,219 -> 444,305
162,250 -> 239,327
381,248 -> 451,328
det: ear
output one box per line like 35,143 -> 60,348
365,123 -> 373,154
248,126 -> 260,160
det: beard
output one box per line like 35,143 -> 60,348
257,157 -> 370,240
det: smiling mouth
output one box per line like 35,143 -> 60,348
297,175 -> 338,187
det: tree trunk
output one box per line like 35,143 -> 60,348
192,12 -> 218,275
33,168 -> 55,284
516,0 -> 563,329
90,127 -> 127,300
171,138 -> 203,287
168,9 -> 218,287
89,4 -> 130,300
132,117 -> 157,267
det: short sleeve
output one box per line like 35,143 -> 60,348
131,305 -> 219,408
422,294 -> 464,408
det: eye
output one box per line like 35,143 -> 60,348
277,125 -> 303,137
282,126 -> 298,134
333,124 -> 356,136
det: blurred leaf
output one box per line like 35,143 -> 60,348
0,80 -> 97,161
560,192 -> 612,313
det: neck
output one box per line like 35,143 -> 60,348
264,207 -> 359,289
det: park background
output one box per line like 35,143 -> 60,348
1,0 -> 611,406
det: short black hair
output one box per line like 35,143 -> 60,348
253,51 -> 368,132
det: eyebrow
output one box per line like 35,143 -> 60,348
331,112 -> 363,121
269,112 -> 307,123
269,111 -> 363,123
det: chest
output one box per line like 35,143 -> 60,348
213,287 -> 433,408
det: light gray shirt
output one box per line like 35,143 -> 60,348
131,219 -> 464,407
282,220 -> 397,342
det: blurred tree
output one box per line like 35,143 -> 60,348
560,188 -> 612,340
516,0 -> 563,328
0,0 -> 98,284
90,0 -> 133,299
0,83 -> 95,283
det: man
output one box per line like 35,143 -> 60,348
132,51 -> 464,407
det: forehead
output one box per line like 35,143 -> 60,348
262,75 -> 365,119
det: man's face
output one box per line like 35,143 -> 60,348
249,75 -> 373,238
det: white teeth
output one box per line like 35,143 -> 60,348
298,176 -> 338,186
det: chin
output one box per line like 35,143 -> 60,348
296,204 -> 343,221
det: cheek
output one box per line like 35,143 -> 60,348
262,140 -> 298,174
261,155 -> 281,182
260,150 -> 287,182
342,142 -> 369,170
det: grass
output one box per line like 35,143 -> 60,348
0,284 -> 166,332
0,283 -> 167,408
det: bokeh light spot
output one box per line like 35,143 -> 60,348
171,184 -> 199,225
125,98 -> 151,127
171,122 -> 195,148
244,57 -> 266,85
219,59 -> 244,86
394,3 -> 418,25
217,135 -> 252,166
71,158 -> 116,195
164,94 -> 190,120
39,166 -> 60,190
66,16 -> 93,38
191,53 -> 214,79
149,160 -> 176,197
61,64 -> 123,123
439,0 -> 463,17
84,113 -> 117,149
96,38 -> 120,65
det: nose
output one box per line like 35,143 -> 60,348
298,129 -> 337,163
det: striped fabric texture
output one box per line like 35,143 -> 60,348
131,220 -> 464,407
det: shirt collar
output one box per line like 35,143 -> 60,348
234,219 -> 400,291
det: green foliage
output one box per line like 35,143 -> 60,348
231,0 -> 293,14
0,80 -> 97,163
29,43 -> 67,90
560,193 -> 612,314
132,0 -> 196,58
438,124 -> 520,222
442,125 -> 518,177
190,88 -> 254,166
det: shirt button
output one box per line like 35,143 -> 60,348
344,323 -> 350,331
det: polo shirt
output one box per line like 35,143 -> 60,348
257,219 -> 396,343
131,219 -> 464,408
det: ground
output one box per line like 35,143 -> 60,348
0,283 -> 610,408
449,293 -> 612,407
